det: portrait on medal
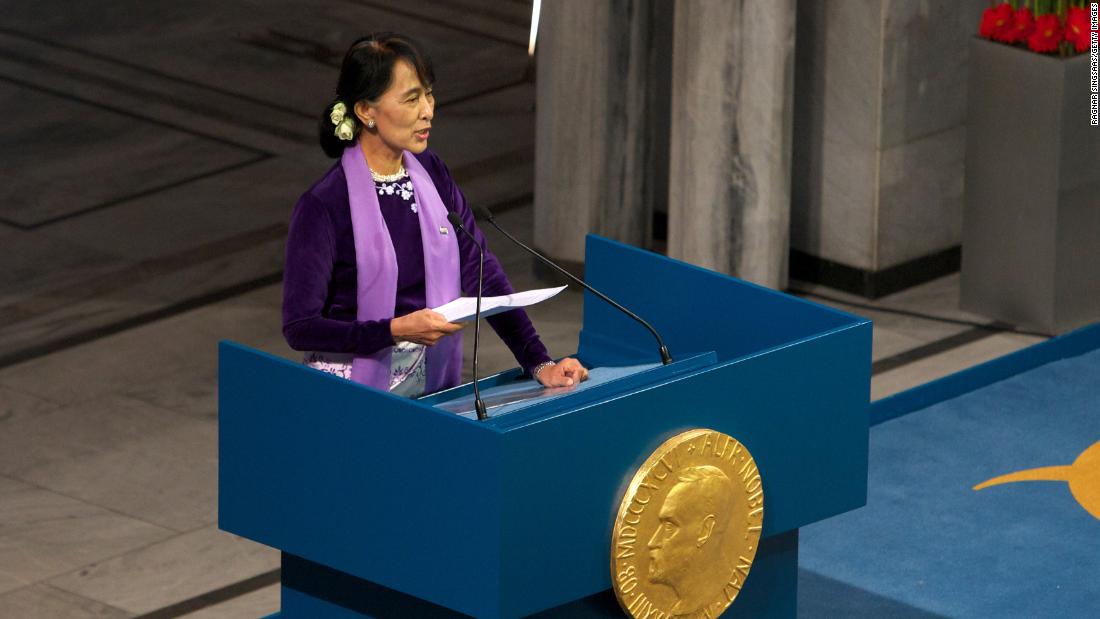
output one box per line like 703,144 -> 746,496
647,465 -> 738,615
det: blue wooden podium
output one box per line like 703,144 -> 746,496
219,235 -> 871,618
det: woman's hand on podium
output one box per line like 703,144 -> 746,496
390,309 -> 464,345
536,357 -> 589,388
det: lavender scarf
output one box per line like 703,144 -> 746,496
341,144 -> 463,393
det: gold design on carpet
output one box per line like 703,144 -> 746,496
974,439 -> 1100,520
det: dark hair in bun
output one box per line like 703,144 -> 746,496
318,32 -> 435,158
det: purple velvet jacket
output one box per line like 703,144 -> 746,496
282,149 -> 552,376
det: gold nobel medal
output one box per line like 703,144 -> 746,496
611,429 -> 764,619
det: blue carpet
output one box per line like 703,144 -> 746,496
798,569 -> 949,618
800,348 -> 1100,618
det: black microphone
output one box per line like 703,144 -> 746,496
475,207 -> 673,365
446,211 -> 489,421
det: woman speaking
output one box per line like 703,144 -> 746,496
282,33 -> 587,398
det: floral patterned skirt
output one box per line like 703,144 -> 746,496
303,341 -> 427,398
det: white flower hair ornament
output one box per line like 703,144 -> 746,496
334,118 -> 356,141
330,101 -> 356,141
329,101 -> 347,125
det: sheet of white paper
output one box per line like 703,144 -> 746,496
432,285 -> 567,322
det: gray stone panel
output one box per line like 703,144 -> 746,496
1055,180 -> 1100,331
48,525 -> 278,615
791,0 -> 883,271
0,475 -> 171,594
876,124 -> 966,267
1052,50 -> 1100,331
0,84 -> 260,229
878,0 -> 982,148
961,39 -> 1099,333
668,0 -> 795,288
0,393 -> 219,531
0,584 -> 129,619
1,1 -> 531,118
0,226 -> 124,300
534,0 -> 668,263
792,0 -> 984,277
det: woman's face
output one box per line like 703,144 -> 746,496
356,59 -> 434,156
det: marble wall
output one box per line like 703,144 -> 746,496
534,0 -> 671,266
668,0 -> 796,289
536,0 -> 794,288
792,0 -> 984,273
537,0 -> 981,291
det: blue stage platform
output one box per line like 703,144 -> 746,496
799,325 -> 1100,618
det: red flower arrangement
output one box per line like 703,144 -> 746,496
1064,6 -> 1093,52
980,2 -> 1016,41
1029,13 -> 1064,52
1009,7 -> 1036,42
978,0 -> 1095,56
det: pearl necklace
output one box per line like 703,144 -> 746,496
370,165 -> 407,183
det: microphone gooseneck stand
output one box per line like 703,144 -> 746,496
475,206 -> 673,365
446,212 -> 489,420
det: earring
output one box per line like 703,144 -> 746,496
367,119 -> 376,129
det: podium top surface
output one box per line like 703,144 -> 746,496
429,362 -> 663,417
420,354 -> 716,429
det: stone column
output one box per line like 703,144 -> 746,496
790,0 -> 986,298
534,0 -> 671,269
667,0 -> 796,290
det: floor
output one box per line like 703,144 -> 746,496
0,2 -> 1054,617
801,347 -> 1100,617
